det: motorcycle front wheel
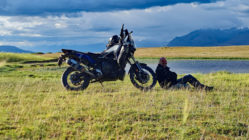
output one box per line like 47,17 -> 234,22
129,64 -> 156,91
62,67 -> 90,91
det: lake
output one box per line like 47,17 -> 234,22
127,59 -> 249,74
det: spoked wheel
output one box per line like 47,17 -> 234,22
62,67 -> 90,91
129,64 -> 156,91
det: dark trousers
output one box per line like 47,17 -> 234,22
176,74 -> 203,88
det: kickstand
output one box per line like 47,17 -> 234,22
99,81 -> 104,87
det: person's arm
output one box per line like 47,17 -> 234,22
166,69 -> 177,85
156,66 -> 165,83
160,67 -> 178,86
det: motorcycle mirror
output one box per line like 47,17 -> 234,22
130,31 -> 133,34
125,29 -> 129,36
120,24 -> 124,39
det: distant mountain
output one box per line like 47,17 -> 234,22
167,28 -> 249,46
0,45 -> 33,53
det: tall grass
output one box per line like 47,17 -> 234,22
135,45 -> 249,59
0,63 -> 248,139
0,61 -> 6,67
0,53 -> 50,63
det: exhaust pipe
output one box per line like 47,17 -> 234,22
67,59 -> 95,77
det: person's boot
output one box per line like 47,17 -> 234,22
195,83 -> 214,91
203,86 -> 214,91
191,80 -> 214,91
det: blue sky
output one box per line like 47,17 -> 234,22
0,0 -> 249,52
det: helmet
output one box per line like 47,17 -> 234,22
106,35 -> 120,49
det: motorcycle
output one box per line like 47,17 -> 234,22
58,25 -> 157,91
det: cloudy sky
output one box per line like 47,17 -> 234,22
0,0 -> 249,52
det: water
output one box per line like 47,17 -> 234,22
126,60 -> 249,74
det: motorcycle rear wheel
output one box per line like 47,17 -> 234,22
129,65 -> 156,91
62,67 -> 90,91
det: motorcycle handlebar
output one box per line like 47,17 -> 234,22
125,29 -> 129,37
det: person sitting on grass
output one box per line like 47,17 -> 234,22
155,57 -> 214,91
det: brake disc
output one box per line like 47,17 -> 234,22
136,71 -> 150,84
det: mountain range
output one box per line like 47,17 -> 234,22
1,28 -> 249,53
0,45 -> 33,53
167,28 -> 249,46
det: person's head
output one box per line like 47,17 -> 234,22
159,57 -> 167,67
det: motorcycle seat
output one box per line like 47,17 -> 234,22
84,52 -> 102,58
62,49 -> 101,57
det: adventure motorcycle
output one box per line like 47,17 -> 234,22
58,25 -> 156,91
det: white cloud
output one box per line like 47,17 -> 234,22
55,23 -> 67,29
0,0 -> 222,16
0,40 -> 33,47
0,0 -> 249,52
18,33 -> 42,37
0,29 -> 11,36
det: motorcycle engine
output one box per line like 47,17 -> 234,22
101,60 -> 118,75
100,58 -> 125,80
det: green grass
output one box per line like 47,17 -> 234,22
0,53 -> 51,63
0,61 -> 248,139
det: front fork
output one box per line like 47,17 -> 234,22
128,55 -> 150,84
128,55 -> 143,72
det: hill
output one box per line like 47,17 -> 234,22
168,28 -> 249,46
0,45 -> 33,53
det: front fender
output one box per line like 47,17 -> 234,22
128,62 -> 147,74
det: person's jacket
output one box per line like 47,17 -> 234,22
155,64 -> 177,88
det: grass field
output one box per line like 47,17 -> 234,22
0,53 -> 248,139
135,45 -> 249,59
0,53 -> 51,63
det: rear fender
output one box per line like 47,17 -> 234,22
58,54 -> 68,66
63,51 -> 95,66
